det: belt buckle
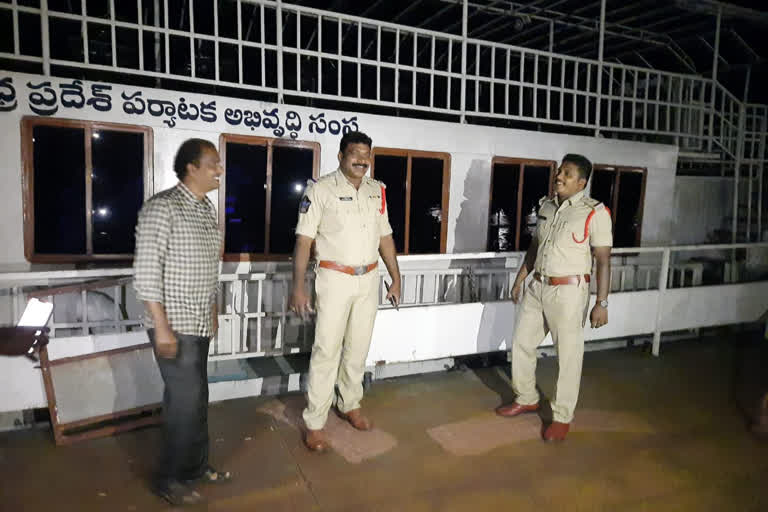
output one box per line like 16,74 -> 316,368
353,265 -> 365,276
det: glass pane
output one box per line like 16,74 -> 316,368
33,125 -> 86,254
590,168 -> 615,208
224,142 -> 267,253
409,157 -> 444,254
91,130 -> 144,254
373,155 -> 407,252
270,145 -> 314,254
488,163 -> 520,252
520,165 -> 551,251
615,171 -> 644,248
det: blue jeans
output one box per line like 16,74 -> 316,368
148,329 -> 211,484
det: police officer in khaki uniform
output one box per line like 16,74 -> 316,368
496,154 -> 612,442
290,131 -> 402,452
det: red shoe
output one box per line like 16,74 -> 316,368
304,428 -> 329,452
495,402 -> 540,417
338,408 -> 373,431
543,421 -> 570,441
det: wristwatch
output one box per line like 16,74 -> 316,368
598,299 -> 609,308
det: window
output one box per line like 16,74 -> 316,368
371,148 -> 450,254
220,135 -> 320,259
589,165 -> 647,248
21,117 -> 152,262
487,157 -> 556,252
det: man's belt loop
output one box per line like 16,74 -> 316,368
318,260 -> 378,276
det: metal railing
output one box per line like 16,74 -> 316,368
2,243 -> 765,360
1,0 -> 764,152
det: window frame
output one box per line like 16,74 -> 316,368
218,134 -> 320,262
21,116 -> 153,263
591,164 -> 647,248
371,147 -> 451,254
488,156 -> 557,252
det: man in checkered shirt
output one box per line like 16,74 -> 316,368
134,138 -> 229,506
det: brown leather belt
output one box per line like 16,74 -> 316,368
318,260 -> 378,276
533,272 -> 590,285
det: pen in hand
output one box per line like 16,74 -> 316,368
384,281 -> 399,311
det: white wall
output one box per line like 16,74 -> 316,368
671,177 -> 734,245
0,70 -> 678,270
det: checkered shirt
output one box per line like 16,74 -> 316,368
133,182 -> 222,336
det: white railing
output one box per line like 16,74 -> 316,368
2,243 -> 766,360
0,0 -> 764,152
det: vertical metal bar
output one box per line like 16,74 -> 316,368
666,76 -> 672,132
505,48 -> 510,115
260,4 -> 267,87
154,0 -> 161,77
375,25 -> 381,101
297,12 -> 302,92
447,40 -> 452,109
163,0 -> 170,74
655,72 -> 661,131
708,7 -> 721,153
430,35 -> 435,108
533,53 -> 538,118
81,289 -> 88,335
584,62 -> 590,123
758,115 -> 766,240
85,126 -> 93,255
572,61 -> 577,121
676,77 -> 683,142
619,68 -> 625,128
395,28 -> 400,103
357,21 -> 362,99
460,0 -> 467,123
405,155 -> 412,253
109,0 -> 117,67
607,66 -> 613,127
546,46 -> 551,119
337,18 -> 342,97
211,0 -> 218,79
595,0 -> 605,134
632,68 -> 638,130
490,45 -> 495,113
277,0 -> 284,101
319,16 -> 323,94
643,71 -> 649,130
519,51 -> 524,116
474,44 -> 479,112
652,248 -> 670,357
40,0 -> 50,75
114,286 -> 122,332
559,58 -> 564,120
11,0 -> 20,55
732,104 -> 746,242
188,0 -> 194,77
237,0 -> 243,83
137,0 -> 144,71
81,0 -> 90,64
414,33 -> 418,105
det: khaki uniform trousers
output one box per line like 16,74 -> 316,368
302,267 -> 379,430
511,277 -> 590,423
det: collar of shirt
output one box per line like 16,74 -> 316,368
333,168 -> 372,190
554,189 -> 585,209
177,181 -> 214,211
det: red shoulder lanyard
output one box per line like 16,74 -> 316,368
572,207 -> 611,244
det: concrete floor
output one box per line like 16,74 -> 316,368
1,332 -> 767,511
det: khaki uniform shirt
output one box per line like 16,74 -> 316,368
295,169 -> 393,266
534,190 -> 613,277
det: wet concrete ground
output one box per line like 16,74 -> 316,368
1,331 -> 767,511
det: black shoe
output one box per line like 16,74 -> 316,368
151,479 -> 204,506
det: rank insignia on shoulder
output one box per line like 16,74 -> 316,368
299,195 -> 311,213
